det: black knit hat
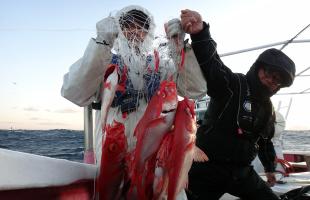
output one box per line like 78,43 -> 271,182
119,9 -> 150,30
255,48 -> 295,87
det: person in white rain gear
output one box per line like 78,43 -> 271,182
61,5 -> 207,199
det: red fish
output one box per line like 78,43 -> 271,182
167,98 -> 208,200
152,133 -> 173,200
130,80 -> 178,199
101,65 -> 119,131
97,120 -> 128,200
95,65 -> 119,166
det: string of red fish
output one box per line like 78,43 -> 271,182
96,66 -> 207,200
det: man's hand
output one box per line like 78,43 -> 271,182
165,18 -> 185,54
266,172 -> 277,187
165,18 -> 184,39
96,16 -> 119,47
180,9 -> 203,34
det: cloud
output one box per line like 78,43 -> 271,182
0,121 -> 13,124
22,107 -> 79,113
29,117 -> 40,121
24,107 -> 40,112
54,108 -> 79,113
38,122 -> 67,126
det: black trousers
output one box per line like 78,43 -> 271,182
186,161 -> 279,200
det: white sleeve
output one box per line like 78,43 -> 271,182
176,45 -> 207,99
61,38 -> 112,106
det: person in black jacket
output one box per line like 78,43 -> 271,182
180,9 -> 296,200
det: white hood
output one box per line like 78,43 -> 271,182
114,5 -> 155,43
112,5 -> 155,56
111,5 -> 156,89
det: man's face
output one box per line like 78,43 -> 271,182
258,67 -> 283,93
122,22 -> 148,45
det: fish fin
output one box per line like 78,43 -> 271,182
193,146 -> 209,162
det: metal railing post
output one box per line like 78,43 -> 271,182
83,105 -> 95,164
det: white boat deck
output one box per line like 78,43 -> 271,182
0,148 -> 97,190
219,172 -> 310,199
0,148 -> 308,199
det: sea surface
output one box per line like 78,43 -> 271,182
0,129 -> 84,162
0,129 -> 309,163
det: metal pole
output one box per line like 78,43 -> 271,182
285,98 -> 293,120
279,23 -> 310,50
219,39 -> 310,57
83,105 -> 95,164
296,66 -> 310,76
277,101 -> 282,112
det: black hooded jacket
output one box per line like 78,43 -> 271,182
190,23 -> 294,172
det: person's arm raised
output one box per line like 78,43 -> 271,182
181,9 -> 233,98
61,17 -> 118,106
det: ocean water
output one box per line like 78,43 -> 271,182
0,129 -> 309,163
282,130 -> 310,152
0,129 -> 84,162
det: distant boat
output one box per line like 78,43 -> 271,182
8,127 -> 23,133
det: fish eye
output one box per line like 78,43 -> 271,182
109,143 -> 117,152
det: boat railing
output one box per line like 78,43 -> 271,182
83,105 -> 95,164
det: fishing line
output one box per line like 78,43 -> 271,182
0,27 -> 94,32
219,39 -> 310,57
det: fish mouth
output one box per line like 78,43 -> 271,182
161,102 -> 177,116
162,108 -> 176,114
